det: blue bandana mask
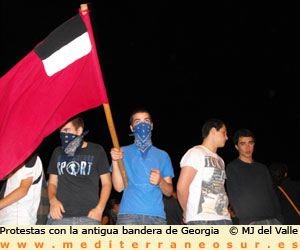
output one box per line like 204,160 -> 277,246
132,122 -> 152,157
60,131 -> 88,158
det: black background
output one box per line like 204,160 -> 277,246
1,1 -> 300,187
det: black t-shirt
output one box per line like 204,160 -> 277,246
47,142 -> 110,217
226,158 -> 283,224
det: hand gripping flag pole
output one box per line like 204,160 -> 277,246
80,4 -> 128,187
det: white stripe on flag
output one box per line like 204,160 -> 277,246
42,32 -> 92,76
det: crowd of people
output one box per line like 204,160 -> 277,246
0,108 -> 299,225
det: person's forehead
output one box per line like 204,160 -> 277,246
60,121 -> 75,130
133,112 -> 151,120
238,136 -> 254,143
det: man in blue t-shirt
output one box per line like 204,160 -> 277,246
110,108 -> 174,225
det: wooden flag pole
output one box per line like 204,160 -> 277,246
103,103 -> 128,188
81,3 -> 128,187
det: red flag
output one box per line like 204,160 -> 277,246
0,9 -> 108,179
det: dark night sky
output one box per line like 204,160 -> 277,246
1,1 -> 300,184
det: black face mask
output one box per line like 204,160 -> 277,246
60,131 -> 88,157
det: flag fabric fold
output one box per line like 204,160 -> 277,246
0,9 -> 108,180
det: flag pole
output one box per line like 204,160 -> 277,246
103,103 -> 128,188
80,3 -> 128,187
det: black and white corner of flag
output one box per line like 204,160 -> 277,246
34,14 -> 91,77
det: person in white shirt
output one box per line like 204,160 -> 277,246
0,154 -> 43,225
177,119 -> 231,225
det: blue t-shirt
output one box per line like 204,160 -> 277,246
111,144 -> 174,219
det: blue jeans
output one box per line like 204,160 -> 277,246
49,216 -> 101,225
117,214 -> 167,225
187,220 -> 232,225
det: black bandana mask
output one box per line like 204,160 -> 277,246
60,131 -> 88,158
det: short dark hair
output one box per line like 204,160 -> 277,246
129,108 -> 152,125
232,129 -> 255,145
66,116 -> 84,130
201,119 -> 225,139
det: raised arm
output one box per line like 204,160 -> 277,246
150,169 -> 173,197
110,148 -> 125,192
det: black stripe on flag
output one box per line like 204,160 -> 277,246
34,14 -> 87,60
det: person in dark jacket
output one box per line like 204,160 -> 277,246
226,129 -> 282,225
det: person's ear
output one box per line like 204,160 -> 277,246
210,127 -> 216,135
130,125 -> 134,133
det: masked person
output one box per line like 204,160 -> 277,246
47,116 -> 111,225
110,108 -> 174,225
